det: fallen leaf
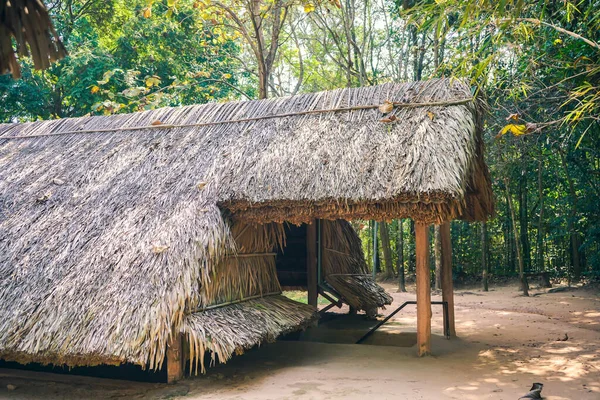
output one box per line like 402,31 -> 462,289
380,115 -> 397,123
197,182 -> 207,190
52,178 -> 65,185
37,192 -> 52,202
427,111 -> 435,120
378,100 -> 394,114
152,244 -> 169,254
151,120 -> 163,126
7,384 -> 17,391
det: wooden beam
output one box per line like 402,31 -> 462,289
440,222 -> 456,337
167,334 -> 184,383
306,220 -> 318,307
415,222 -> 431,357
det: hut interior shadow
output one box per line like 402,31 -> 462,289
276,223 -> 308,289
0,359 -> 167,383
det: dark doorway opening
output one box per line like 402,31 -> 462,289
276,223 -> 308,289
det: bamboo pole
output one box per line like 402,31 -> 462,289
306,220 -> 318,307
440,222 -> 456,337
481,222 -> 489,292
415,222 -> 432,356
504,177 -> 529,296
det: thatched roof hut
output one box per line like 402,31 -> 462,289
0,78 -> 493,377
1,0 -> 67,78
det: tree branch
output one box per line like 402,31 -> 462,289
507,18 -> 600,51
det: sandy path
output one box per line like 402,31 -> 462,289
1,284 -> 598,399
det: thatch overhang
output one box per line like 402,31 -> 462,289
0,78 -> 493,370
321,220 -> 392,311
1,0 -> 67,78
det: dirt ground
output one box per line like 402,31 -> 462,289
1,283 -> 599,400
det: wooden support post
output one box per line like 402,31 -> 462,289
440,222 -> 456,337
415,222 -> 431,356
167,334 -> 184,383
306,220 -> 318,307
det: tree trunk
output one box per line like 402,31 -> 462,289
373,221 -> 380,275
379,221 -> 394,279
503,198 -> 511,276
536,159 -> 545,272
519,168 -> 531,272
397,219 -> 406,292
481,222 -> 489,291
258,66 -> 269,99
415,31 -> 427,80
411,25 -> 419,81
560,152 -> 581,281
505,178 -> 529,296
505,195 -> 516,275
434,225 -> 442,290
409,220 -> 416,273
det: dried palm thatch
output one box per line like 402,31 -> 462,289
182,295 -> 316,374
198,221 -> 285,309
0,78 -> 493,371
322,220 -> 392,310
1,0 -> 67,78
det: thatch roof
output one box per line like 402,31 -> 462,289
0,78 -> 493,370
1,0 -> 67,78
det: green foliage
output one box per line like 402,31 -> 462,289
0,0 -> 241,121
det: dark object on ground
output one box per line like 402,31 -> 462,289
547,287 -> 572,293
519,382 -> 543,399
557,333 -> 569,341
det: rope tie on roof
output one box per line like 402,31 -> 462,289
0,97 -> 474,141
